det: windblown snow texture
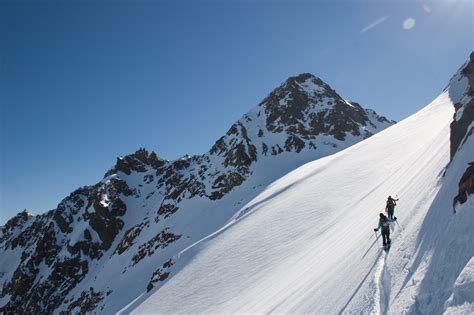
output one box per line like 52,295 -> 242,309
0,74 -> 393,313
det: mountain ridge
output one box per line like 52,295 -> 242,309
0,72 -> 394,313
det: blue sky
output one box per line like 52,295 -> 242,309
1,0 -> 473,224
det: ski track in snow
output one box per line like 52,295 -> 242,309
373,249 -> 392,315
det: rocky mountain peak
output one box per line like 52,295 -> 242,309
258,73 -> 393,140
0,209 -> 32,244
104,148 -> 166,177
261,73 -> 333,111
284,73 -> 332,95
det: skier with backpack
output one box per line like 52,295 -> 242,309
374,213 -> 391,248
385,195 -> 398,220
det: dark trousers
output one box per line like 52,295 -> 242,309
388,210 -> 394,220
382,229 -> 390,246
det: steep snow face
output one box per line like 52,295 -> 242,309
130,83 -> 472,314
0,74 -> 393,313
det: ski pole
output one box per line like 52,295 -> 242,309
395,219 -> 405,231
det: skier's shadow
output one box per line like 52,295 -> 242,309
338,249 -> 384,315
361,233 -> 380,260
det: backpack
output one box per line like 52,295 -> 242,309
381,218 -> 390,230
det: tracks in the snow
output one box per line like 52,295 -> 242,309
373,251 -> 392,315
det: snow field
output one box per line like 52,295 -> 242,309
128,89 -> 466,314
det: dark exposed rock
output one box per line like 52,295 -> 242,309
262,142 -> 269,155
210,172 -> 245,200
87,208 -> 124,250
221,123 -> 258,171
453,162 -> 474,212
54,211 -> 72,234
147,259 -> 174,292
105,148 -> 166,177
223,142 -> 257,169
1,251 -> 89,314
61,178 -> 135,251
270,145 -> 284,156
111,198 -> 127,216
109,178 -> 136,197
144,174 -> 154,184
450,53 -> 474,159
149,151 -> 166,169
67,288 -> 104,314
7,215 -> 57,255
131,229 -> 181,266
453,123 -> 474,158
285,135 -> 306,153
158,204 -> 179,219
260,74 -> 393,144
114,221 -> 149,255
84,228 -> 92,241
263,75 -> 313,132
36,223 -> 62,266
69,238 -> 102,259
174,157 -> 191,170
449,53 -> 474,213
0,209 -> 32,244
209,137 -> 227,155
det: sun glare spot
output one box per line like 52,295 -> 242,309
403,18 -> 416,30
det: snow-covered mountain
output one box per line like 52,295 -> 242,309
0,74 -> 394,313
127,54 -> 474,314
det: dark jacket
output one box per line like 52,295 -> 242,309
386,197 -> 397,211
378,216 -> 390,232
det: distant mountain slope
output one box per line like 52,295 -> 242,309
129,55 -> 473,314
0,73 -> 393,313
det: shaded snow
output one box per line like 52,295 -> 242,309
445,257 -> 474,314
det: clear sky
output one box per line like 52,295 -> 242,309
1,0 -> 473,224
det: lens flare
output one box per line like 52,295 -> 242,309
403,18 -> 416,30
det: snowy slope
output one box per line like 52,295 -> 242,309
0,74 -> 393,313
129,64 -> 473,313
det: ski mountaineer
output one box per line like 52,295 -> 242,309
374,213 -> 391,247
385,195 -> 398,220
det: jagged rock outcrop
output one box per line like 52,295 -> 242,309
449,52 -> 474,211
450,52 -> 474,160
261,73 -> 392,141
0,73 -> 394,313
453,163 -> 474,211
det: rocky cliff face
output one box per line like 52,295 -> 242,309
0,73 -> 394,313
450,52 -> 474,211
